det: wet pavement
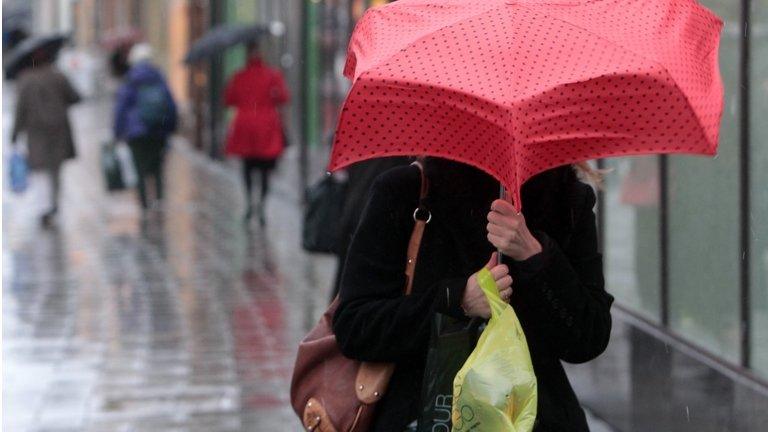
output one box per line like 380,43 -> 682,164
3,90 -> 336,432
3,88 -> 614,432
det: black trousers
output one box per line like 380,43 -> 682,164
242,157 -> 276,208
128,136 -> 166,210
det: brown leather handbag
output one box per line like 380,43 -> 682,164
290,162 -> 430,432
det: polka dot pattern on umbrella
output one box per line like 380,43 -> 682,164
329,0 -> 724,209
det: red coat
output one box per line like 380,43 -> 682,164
224,59 -> 289,159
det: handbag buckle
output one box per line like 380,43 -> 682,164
413,207 -> 432,223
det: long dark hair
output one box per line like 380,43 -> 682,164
423,157 -> 581,237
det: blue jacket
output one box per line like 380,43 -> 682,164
114,62 -> 177,140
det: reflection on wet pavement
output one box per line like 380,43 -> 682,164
3,96 -> 335,432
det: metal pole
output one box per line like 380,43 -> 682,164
738,0 -> 752,369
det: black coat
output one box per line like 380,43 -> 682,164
332,157 -> 411,298
333,162 -> 614,431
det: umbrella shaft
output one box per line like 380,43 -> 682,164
498,184 -> 505,265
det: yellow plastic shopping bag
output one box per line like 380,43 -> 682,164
452,268 -> 538,431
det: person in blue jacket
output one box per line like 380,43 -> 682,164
114,43 -> 177,213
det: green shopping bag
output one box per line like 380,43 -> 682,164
452,268 -> 538,432
417,314 -> 480,432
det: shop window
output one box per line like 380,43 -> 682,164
603,156 -> 661,321
667,0 -> 742,363
749,0 -> 768,377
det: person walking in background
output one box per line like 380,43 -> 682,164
11,49 -> 81,228
114,43 -> 177,214
223,41 -> 290,226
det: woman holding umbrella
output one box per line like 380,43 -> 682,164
10,37 -> 81,228
321,1 -> 723,431
333,159 -> 612,431
223,41 -> 289,226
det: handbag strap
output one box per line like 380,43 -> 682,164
404,161 -> 430,295
355,161 -> 430,405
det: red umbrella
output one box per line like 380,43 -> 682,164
328,0 -> 724,209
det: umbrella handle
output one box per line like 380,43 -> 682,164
498,184 -> 506,265
496,185 -> 524,265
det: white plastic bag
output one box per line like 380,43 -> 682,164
114,142 -> 138,187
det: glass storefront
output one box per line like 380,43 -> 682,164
302,0 -> 394,153
750,0 -> 768,377
303,0 -> 356,151
668,0 -> 742,363
601,0 -> 767,378
604,156 -> 662,321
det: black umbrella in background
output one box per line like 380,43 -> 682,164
184,24 -> 268,64
2,8 -> 31,53
4,33 -> 67,79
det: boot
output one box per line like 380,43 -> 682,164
244,205 -> 254,223
257,204 -> 266,228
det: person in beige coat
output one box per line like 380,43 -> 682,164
11,55 -> 81,227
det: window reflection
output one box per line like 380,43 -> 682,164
667,0 -> 741,363
604,156 -> 661,320
750,0 -> 768,377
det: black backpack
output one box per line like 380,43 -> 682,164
136,83 -> 170,129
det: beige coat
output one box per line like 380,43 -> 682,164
12,65 -> 81,171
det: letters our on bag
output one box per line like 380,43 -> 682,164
431,394 -> 452,431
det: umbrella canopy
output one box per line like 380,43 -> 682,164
184,24 -> 267,64
4,33 -> 67,79
328,0 -> 724,209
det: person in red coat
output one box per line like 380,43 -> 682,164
224,43 -> 290,225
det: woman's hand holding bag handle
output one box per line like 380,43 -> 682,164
452,268 -> 538,432
290,162 -> 430,431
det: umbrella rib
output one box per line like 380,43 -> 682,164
514,3 -> 718,150
359,3 -> 506,79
